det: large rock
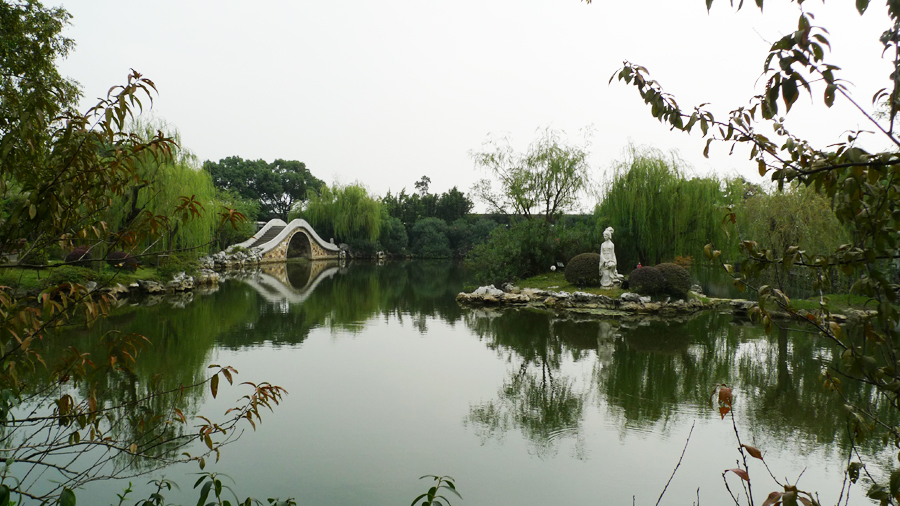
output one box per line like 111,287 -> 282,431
137,280 -> 166,294
166,272 -> 195,291
472,285 -> 504,297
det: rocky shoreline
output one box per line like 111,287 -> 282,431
92,249 -> 261,304
456,284 -> 873,324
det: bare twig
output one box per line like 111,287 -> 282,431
656,421 -> 695,506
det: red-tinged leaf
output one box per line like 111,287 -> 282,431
762,491 -> 783,506
798,497 -> 812,506
718,386 -> 733,407
210,374 -> 219,399
222,369 -> 233,385
88,394 -> 97,413
726,468 -> 750,481
742,444 -> 763,460
720,406 -> 731,419
129,443 -> 138,454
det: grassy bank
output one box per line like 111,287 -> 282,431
517,271 -> 627,298
0,265 -> 170,293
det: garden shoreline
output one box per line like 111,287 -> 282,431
456,284 -> 873,324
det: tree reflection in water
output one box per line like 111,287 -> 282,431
464,309 -> 588,459
463,306 -> 896,461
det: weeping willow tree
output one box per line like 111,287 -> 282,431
296,182 -> 382,243
735,183 -> 851,296
595,145 -> 735,269
103,119 -> 220,256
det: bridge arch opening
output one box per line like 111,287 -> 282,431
287,231 -> 312,259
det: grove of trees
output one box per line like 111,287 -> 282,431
203,156 -> 325,221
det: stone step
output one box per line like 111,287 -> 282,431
247,226 -> 285,248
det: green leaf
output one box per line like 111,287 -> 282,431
198,481 -> 212,506
889,468 -> 900,496
706,0 -> 713,11
782,78 -> 799,112
824,83 -> 837,107
856,0 -> 869,14
211,374 -> 219,399
60,488 -> 76,506
0,485 -> 9,506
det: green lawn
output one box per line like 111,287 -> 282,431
0,264 -> 169,293
790,293 -> 880,313
517,271 -> 627,298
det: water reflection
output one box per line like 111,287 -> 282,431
461,306 -> 891,458
43,260 -> 893,504
465,310 -> 588,458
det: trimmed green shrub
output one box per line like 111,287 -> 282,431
21,247 -> 48,266
656,262 -> 692,297
40,266 -> 96,289
565,252 -> 600,286
628,266 -> 664,295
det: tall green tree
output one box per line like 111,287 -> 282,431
594,0 -> 900,499
596,144 -> 734,268
436,186 -> 474,223
383,181 -> 474,229
299,182 -> 383,243
103,120 -> 223,255
203,156 -> 324,221
0,0 -> 79,142
471,127 -> 591,223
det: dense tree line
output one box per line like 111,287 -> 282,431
203,156 -> 325,221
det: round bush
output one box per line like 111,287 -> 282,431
41,266 -> 96,289
565,252 -> 600,286
628,266 -> 664,295
656,262 -> 692,297
65,246 -> 91,266
106,251 -> 139,272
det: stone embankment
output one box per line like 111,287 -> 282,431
94,249 -> 267,303
98,270 -> 221,306
457,284 -> 725,318
457,284 -> 876,323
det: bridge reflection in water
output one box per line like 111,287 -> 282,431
232,260 -> 344,304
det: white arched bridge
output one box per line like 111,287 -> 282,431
231,219 -> 342,262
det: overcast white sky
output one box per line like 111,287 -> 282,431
53,0 -> 890,210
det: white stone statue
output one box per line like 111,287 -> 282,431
599,227 -> 622,288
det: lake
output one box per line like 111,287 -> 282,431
42,260 -> 886,505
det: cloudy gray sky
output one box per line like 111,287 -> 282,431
53,0 -> 890,209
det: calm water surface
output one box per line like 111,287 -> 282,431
67,261 -> 885,505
